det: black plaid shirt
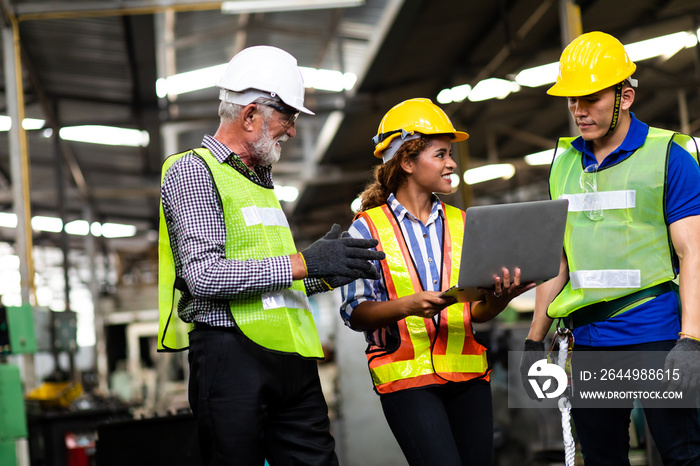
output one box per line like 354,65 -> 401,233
161,135 -> 325,327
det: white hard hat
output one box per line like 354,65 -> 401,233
217,45 -> 314,115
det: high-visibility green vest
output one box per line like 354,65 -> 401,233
158,148 -> 323,358
358,203 -> 489,394
548,127 -> 694,319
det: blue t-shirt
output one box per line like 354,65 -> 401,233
565,114 -> 700,346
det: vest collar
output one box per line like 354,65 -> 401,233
572,113 -> 650,169
387,193 -> 444,226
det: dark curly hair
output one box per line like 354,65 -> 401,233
357,137 -> 429,211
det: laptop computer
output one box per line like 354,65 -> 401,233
441,198 -> 568,302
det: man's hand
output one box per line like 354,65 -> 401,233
519,339 -> 546,401
301,224 -> 385,280
664,337 -> 700,393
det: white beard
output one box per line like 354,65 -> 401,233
252,119 -> 285,165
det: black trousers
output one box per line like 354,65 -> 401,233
572,341 -> 700,466
188,327 -> 338,466
380,379 -> 494,466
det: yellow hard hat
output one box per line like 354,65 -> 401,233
372,98 -> 469,158
547,31 -> 636,97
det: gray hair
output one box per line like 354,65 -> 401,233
218,98 -> 275,124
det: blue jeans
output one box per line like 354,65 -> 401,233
571,341 -> 700,466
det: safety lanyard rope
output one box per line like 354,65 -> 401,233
548,328 -> 576,466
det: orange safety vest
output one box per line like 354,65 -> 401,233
357,203 -> 489,394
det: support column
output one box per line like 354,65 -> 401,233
558,0 -> 582,137
3,12 -> 36,392
2,11 -> 34,466
85,206 -> 109,394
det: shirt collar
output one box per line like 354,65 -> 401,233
571,112 -> 649,169
202,134 -> 234,163
201,134 -> 274,188
387,193 -> 444,225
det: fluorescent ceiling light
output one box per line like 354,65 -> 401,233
625,31 -> 697,62
222,0 -> 364,14
274,185 -> 299,203
446,27 -> 700,105
31,216 -> 63,233
0,214 -> 136,238
351,197 -> 362,213
299,67 -> 357,92
468,78 -> 520,102
0,115 -> 46,131
64,220 -> 91,236
0,212 -> 18,228
524,148 -> 559,166
436,84 -> 472,105
156,63 -> 227,98
101,223 -> 137,238
463,163 -> 515,185
158,65 -> 355,98
514,62 -> 560,88
0,254 -> 19,270
59,125 -> 150,147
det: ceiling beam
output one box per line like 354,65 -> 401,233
14,1 -> 223,21
449,0 -> 555,116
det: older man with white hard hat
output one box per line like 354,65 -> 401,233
158,45 -> 384,466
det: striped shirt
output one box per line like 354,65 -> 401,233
161,135 -> 326,328
340,193 -> 447,347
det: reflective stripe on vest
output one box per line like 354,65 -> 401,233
547,128 -> 691,319
562,190 -> 635,212
158,148 -> 323,358
360,204 -> 488,394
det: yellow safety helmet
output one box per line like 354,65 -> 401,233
372,98 -> 469,159
547,31 -> 636,97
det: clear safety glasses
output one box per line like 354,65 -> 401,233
579,163 -> 604,221
262,102 -> 299,127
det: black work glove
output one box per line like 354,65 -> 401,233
301,224 -> 385,280
321,230 -> 382,289
664,337 -> 700,394
519,339 -> 546,401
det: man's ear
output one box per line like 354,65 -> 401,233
242,104 -> 258,131
620,86 -> 635,111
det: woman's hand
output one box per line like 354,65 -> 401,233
404,291 -> 457,319
349,291 -> 457,330
472,267 -> 536,322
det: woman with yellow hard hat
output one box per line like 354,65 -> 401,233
340,98 -> 534,465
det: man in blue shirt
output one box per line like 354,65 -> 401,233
521,31 -> 700,464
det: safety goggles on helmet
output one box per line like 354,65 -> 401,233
372,128 -> 414,146
373,98 -> 468,161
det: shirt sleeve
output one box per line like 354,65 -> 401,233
339,217 -> 386,329
666,142 -> 700,224
161,154 -> 293,300
304,277 -> 330,297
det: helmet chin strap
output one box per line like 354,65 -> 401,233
604,82 -> 624,137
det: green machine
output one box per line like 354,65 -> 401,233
0,303 -> 37,466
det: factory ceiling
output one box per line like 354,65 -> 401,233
0,0 -> 699,265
